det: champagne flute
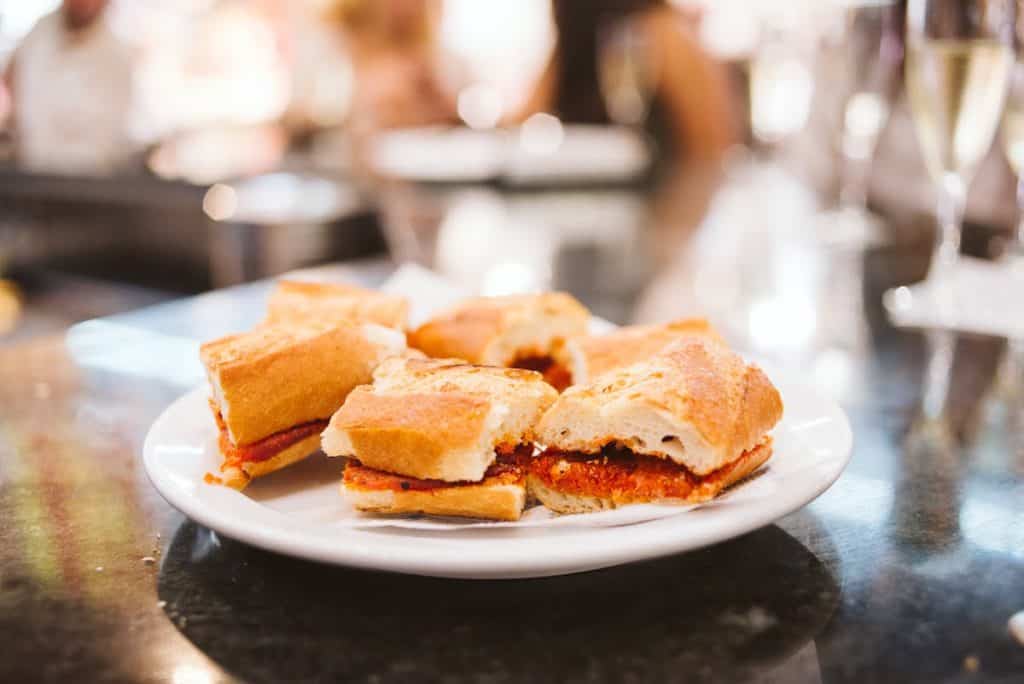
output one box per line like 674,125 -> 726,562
904,0 -> 1015,302
818,0 -> 902,247
990,64 -> 1024,408
837,1 -> 902,212
748,25 -> 815,147
1001,59 -> 1024,266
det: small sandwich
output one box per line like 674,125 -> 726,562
321,357 -> 558,521
200,320 -> 407,489
407,293 -> 589,391
265,279 -> 409,330
529,338 -> 783,513
557,318 -> 724,386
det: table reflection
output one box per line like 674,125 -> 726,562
158,520 -> 839,683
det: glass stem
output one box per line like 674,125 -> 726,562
922,329 -> 955,422
930,174 -> 966,282
1014,178 -> 1024,261
838,148 -> 868,211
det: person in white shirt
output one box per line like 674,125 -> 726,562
6,0 -> 139,175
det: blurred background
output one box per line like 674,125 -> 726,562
5,4 -> 1024,680
0,0 -> 1019,355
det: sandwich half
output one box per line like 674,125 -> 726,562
265,279 -> 409,330
530,338 -> 783,513
556,317 -> 724,386
407,293 -> 589,392
322,357 -> 558,520
200,320 -> 407,489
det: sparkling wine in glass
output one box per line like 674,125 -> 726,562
905,0 -> 1015,295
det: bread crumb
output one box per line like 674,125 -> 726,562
203,472 -> 223,485
963,655 -> 979,672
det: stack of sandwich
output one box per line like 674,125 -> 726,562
199,279 -> 782,521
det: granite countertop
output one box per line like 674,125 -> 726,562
2,184 -> 1023,682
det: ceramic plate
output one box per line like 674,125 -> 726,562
144,368 -> 851,579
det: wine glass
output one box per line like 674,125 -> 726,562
840,3 -> 903,214
1001,59 -> 1024,266
817,1 -> 903,248
748,23 -> 815,148
904,0 -> 1016,304
993,62 -> 1024,409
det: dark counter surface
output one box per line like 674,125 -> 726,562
2,165 -> 1023,683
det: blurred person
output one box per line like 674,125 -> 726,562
327,0 -> 458,132
4,0 -> 140,175
518,0 -> 736,166
274,2 -> 354,136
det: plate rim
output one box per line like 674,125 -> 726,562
144,371 -> 852,579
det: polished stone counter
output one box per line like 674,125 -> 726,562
2,187 -> 1023,682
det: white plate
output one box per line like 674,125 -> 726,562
143,370 -> 852,579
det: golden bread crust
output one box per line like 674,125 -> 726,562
342,478 -> 527,521
328,388 -> 493,480
537,338 -> 783,474
655,341 -> 781,464
567,318 -> 723,382
217,432 -> 323,490
321,357 -> 557,481
265,280 -> 409,329
407,304 -> 502,364
407,292 -> 589,365
371,355 -> 554,389
200,321 -> 399,445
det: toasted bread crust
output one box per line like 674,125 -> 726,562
266,280 -> 409,329
408,303 -> 503,364
408,292 -> 589,366
343,468 -> 527,521
537,338 -> 783,475
200,321 -> 403,445
328,388 -> 494,480
528,440 -> 772,513
562,318 -> 723,384
217,432 -> 323,490
321,357 -> 557,482
371,356 -> 551,389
